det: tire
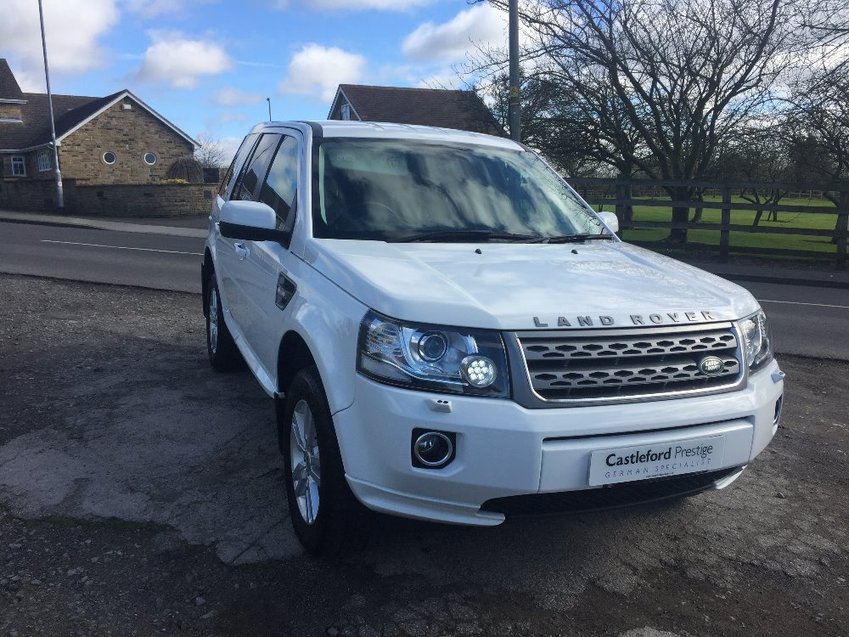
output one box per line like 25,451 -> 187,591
205,272 -> 242,372
281,366 -> 367,556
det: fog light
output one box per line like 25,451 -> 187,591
460,355 -> 496,387
412,430 -> 455,468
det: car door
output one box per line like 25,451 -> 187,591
236,132 -> 303,379
215,132 -> 281,340
213,132 -> 260,314
211,133 -> 258,314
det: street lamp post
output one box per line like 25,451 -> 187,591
37,0 -> 63,210
508,0 -> 521,142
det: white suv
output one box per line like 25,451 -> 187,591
202,121 -> 784,555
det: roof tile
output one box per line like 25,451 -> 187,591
0,59 -> 24,101
335,84 -> 504,136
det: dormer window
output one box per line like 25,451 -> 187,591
37,150 -> 51,172
341,103 -> 352,120
11,155 -> 26,177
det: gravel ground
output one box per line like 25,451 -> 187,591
1,273 -> 847,636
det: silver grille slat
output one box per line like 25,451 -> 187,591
523,331 -> 736,361
517,325 -> 744,404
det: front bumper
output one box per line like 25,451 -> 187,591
334,360 -> 784,525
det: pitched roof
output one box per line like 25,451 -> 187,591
0,91 -> 109,150
330,84 -> 504,136
0,59 -> 196,151
0,59 -> 24,101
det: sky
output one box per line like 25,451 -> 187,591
1,0 -> 511,160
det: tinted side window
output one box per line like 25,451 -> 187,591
233,133 -> 281,201
259,136 -> 299,231
219,133 -> 258,198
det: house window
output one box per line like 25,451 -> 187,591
37,150 -> 51,172
102,151 -> 117,165
143,152 -> 157,166
341,103 -> 352,120
11,156 -> 26,177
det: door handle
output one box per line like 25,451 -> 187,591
234,242 -> 249,260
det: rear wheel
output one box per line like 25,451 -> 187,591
281,366 -> 367,556
205,272 -> 241,372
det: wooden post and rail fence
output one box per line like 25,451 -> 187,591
567,178 -> 849,270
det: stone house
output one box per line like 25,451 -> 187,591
327,84 -> 504,136
0,58 -> 196,185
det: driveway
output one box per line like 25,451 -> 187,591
1,274 -> 847,636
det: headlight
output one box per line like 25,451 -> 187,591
357,311 -> 509,397
738,310 -> 772,371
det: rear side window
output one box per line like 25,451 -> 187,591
219,133 -> 258,198
233,133 -> 281,201
259,135 -> 299,231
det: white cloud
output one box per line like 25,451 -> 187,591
0,0 -> 118,90
301,0 -> 433,10
137,33 -> 233,89
217,136 -> 244,164
402,4 -> 507,63
279,44 -> 365,102
218,111 -> 250,123
123,0 -> 218,18
124,0 -> 180,17
213,87 -> 264,106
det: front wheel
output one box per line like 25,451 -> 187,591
281,366 -> 367,556
205,272 -> 242,372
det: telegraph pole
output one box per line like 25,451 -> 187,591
37,0 -> 64,210
508,0 -> 521,142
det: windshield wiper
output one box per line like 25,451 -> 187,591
535,233 -> 615,244
389,230 -> 543,243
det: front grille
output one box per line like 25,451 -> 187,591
517,325 -> 742,403
480,467 -> 740,517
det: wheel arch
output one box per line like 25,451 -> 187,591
274,286 -> 363,415
202,248 -> 214,317
277,330 -> 317,399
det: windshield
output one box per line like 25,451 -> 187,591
312,138 -> 607,241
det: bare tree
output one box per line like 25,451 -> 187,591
803,0 -> 849,42
714,122 -> 792,225
785,59 -> 849,242
478,72 -> 613,176
477,0 -> 818,242
194,133 -> 228,169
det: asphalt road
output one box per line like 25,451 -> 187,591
2,218 -> 848,360
737,281 -> 849,360
0,220 -> 205,294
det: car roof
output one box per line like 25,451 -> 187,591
249,120 -> 521,150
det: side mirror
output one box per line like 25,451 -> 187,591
219,200 -> 290,243
598,210 -> 619,234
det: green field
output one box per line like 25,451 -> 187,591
594,196 -> 843,259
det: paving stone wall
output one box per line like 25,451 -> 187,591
70,183 -> 215,217
0,177 -> 56,211
59,98 -> 194,184
0,178 -> 215,216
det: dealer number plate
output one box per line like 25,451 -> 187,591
588,435 -> 725,486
